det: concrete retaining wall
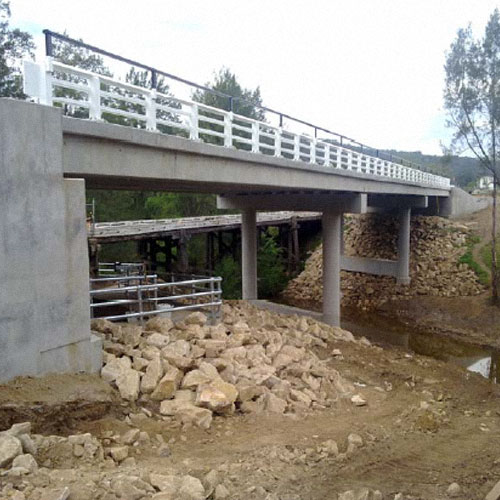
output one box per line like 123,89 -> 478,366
0,99 -> 101,381
441,187 -> 491,218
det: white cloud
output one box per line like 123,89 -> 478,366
9,0 -> 500,155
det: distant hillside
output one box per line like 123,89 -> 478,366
384,150 -> 488,190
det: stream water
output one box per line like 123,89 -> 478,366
256,301 -> 500,382
342,312 -> 500,383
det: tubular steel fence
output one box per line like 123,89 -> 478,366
90,266 -> 222,323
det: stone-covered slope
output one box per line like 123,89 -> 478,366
282,215 -> 484,311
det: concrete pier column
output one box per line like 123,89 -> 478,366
397,207 -> 411,285
322,211 -> 342,326
241,208 -> 258,299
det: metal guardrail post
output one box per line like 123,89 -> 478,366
137,288 -> 144,325
209,278 -> 216,325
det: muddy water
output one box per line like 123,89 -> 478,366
342,312 -> 500,383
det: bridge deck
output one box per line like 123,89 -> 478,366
89,211 -> 321,243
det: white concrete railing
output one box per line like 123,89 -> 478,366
23,59 -> 451,189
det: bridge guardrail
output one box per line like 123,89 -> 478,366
23,58 -> 451,190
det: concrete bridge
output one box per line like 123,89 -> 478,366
2,52 -> 482,381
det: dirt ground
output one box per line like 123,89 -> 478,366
1,313 -> 500,500
2,207 -> 500,500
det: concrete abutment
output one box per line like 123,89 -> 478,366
0,99 -> 101,381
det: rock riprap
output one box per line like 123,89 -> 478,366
94,303 -> 363,428
282,214 -> 484,311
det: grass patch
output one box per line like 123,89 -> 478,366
459,235 -> 490,286
480,239 -> 500,270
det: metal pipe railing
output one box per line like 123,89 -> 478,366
24,57 -> 450,189
89,272 -> 222,323
40,29 -> 439,174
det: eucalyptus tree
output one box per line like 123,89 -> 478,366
0,0 -> 34,98
444,9 -> 500,303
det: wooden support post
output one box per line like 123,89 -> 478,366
138,239 -> 147,260
164,237 -> 172,272
218,231 -> 224,258
232,230 -> 238,260
287,226 -> 293,274
291,216 -> 299,272
150,240 -> 158,272
210,232 -> 215,271
206,233 -> 214,272
178,230 -> 189,274
88,241 -> 99,278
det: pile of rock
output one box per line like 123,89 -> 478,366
94,303 -> 363,429
0,418 -> 230,500
283,214 -> 484,310
0,422 -> 38,477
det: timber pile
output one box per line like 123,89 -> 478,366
282,215 -> 484,311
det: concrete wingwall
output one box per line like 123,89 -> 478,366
441,186 -> 491,218
0,99 -> 101,382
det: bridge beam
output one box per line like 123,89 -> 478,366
241,208 -> 258,300
366,194 -> 428,213
217,192 -> 367,213
322,211 -> 343,327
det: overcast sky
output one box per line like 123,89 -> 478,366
9,0 -> 500,155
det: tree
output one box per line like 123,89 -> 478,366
193,67 -> 266,149
193,67 -> 265,120
52,33 -> 111,75
0,0 -> 34,98
444,9 -> 500,303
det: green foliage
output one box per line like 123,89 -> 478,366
0,0 -> 34,98
257,230 -> 288,298
459,236 -> 490,285
213,230 -> 289,300
193,67 -> 265,148
193,67 -> 265,119
144,193 -> 217,219
53,34 -> 111,75
214,256 -> 242,300
444,11 -> 500,174
444,9 -> 500,301
481,239 -> 500,269
384,150 -> 482,188
88,190 -> 151,222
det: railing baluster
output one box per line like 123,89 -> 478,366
224,111 -> 233,148
252,122 -> 259,153
274,128 -> 282,158
190,103 -> 199,140
310,138 -> 316,164
294,135 -> 301,161
324,143 -> 330,166
89,75 -> 101,120
145,89 -> 156,131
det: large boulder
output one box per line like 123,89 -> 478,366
195,379 -> 238,414
184,312 -> 208,326
141,357 -> 163,394
0,434 -> 22,468
146,316 -> 174,334
116,368 -> 141,401
101,356 -> 131,383
151,367 -> 183,400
